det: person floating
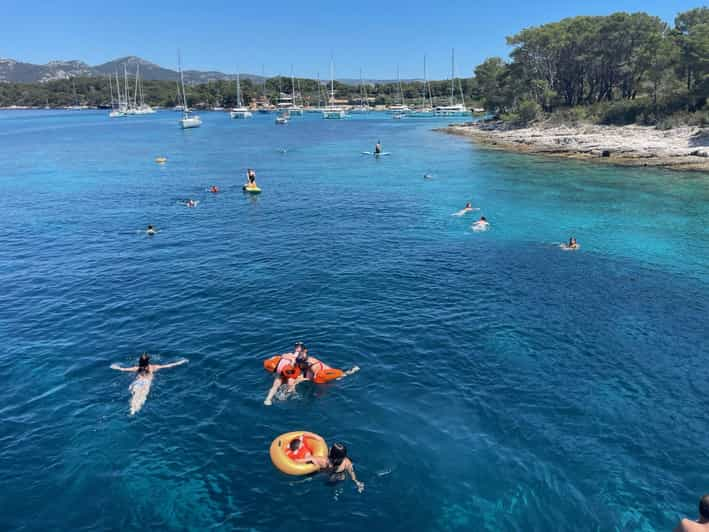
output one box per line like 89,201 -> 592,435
674,494 -> 709,531
374,140 -> 382,155
210,185 -> 219,193
263,342 -> 359,405
110,353 -> 188,415
146,224 -> 156,236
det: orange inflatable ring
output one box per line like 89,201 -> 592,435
313,368 -> 345,383
270,431 -> 328,475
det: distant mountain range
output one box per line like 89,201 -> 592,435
0,56 -> 418,85
0,56 -> 267,84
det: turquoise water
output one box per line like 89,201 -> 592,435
1,110 -> 708,531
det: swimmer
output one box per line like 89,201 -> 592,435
472,216 -> 490,231
111,353 -> 188,415
296,438 -> 364,493
146,224 -> 156,236
675,494 -> 709,531
264,342 -> 359,406
210,185 -> 219,193
374,140 -> 382,155
560,236 -> 580,250
186,199 -> 197,208
453,202 -> 477,216
424,173 -> 433,180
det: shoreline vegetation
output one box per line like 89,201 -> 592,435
440,5 -> 709,172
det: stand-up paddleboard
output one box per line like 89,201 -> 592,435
362,151 -> 391,156
243,184 -> 262,193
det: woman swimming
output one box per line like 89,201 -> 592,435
295,437 -> 364,492
560,236 -> 580,250
111,353 -> 188,415
472,216 -> 490,231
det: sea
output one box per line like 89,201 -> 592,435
0,109 -> 707,531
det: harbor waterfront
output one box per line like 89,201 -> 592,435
1,109 -> 708,531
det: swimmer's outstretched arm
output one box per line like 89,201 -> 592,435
110,364 -> 138,372
347,463 -> 365,493
151,359 -> 188,372
264,374 -> 283,406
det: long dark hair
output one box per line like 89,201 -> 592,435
329,443 -> 348,467
138,353 -> 150,374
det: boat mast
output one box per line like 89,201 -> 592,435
108,74 -> 115,110
330,58 -> 335,107
236,70 -> 242,107
134,64 -> 140,109
124,64 -> 129,109
317,72 -> 322,108
291,65 -> 296,107
261,64 -> 268,105
178,51 -> 189,112
397,65 -> 404,107
450,48 -> 455,106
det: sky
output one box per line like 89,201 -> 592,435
1,0 -> 701,80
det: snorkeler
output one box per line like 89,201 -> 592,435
146,224 -> 156,235
295,436 -> 364,493
210,185 -> 219,193
675,494 -> 709,531
263,343 -> 359,406
374,140 -> 382,154
111,353 -> 188,415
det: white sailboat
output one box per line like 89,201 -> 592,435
286,67 -> 303,115
350,68 -> 370,113
434,49 -> 469,116
322,58 -> 346,119
108,74 -> 125,117
230,72 -> 253,119
178,52 -> 202,129
388,66 -> 410,115
410,56 -> 435,117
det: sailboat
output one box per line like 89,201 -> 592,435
108,74 -> 125,117
410,56 -> 435,117
258,65 -> 272,113
434,49 -> 469,116
322,58 -> 346,119
286,67 -> 303,115
350,69 -> 370,113
178,52 -> 202,129
230,71 -> 253,119
387,66 -> 410,115
134,64 -> 156,114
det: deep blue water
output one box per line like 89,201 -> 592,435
0,110 -> 707,531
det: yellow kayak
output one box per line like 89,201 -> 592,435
243,184 -> 261,193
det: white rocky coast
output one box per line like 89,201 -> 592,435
442,122 -> 709,172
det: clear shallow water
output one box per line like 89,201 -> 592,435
0,110 -> 707,531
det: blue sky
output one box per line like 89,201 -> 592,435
1,0 -> 700,79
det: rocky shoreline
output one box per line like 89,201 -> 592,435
441,122 -> 709,172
